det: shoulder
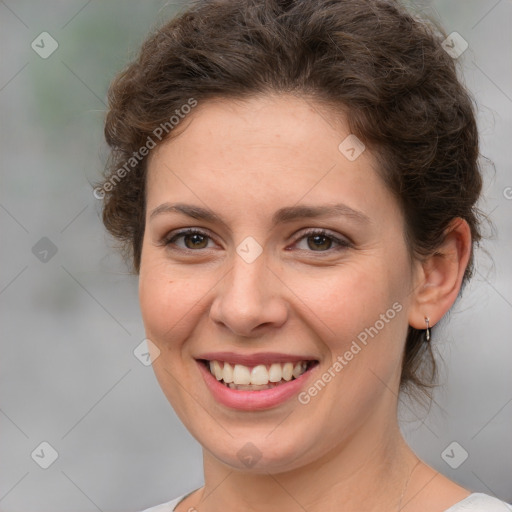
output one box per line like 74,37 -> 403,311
137,492 -> 512,512
138,494 -> 187,512
445,493 -> 512,511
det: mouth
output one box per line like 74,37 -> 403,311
199,359 -> 318,391
195,356 -> 319,410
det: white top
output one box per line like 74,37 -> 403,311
140,492 -> 512,511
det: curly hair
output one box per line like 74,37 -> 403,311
98,0 -> 483,398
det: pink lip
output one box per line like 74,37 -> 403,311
196,351 -> 316,366
196,360 -> 317,411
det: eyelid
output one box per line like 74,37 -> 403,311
160,227 -> 216,248
161,226 -> 352,253
291,227 -> 352,251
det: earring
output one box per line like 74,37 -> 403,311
424,317 -> 431,342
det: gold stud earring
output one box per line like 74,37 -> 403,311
424,317 -> 431,342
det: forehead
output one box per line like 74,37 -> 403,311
149,95 -> 350,167
145,95 -> 398,224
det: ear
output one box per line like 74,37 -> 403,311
408,218 -> 472,331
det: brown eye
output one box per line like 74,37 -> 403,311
294,229 -> 351,253
182,233 -> 209,249
164,229 -> 214,250
306,234 -> 333,251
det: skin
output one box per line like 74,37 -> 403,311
139,94 -> 473,512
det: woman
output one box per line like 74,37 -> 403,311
98,0 -> 511,510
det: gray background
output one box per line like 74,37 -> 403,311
0,1 -> 510,511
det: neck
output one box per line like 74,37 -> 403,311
195,413 -> 419,512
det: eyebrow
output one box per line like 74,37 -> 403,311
149,202 -> 371,227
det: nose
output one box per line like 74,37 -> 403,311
209,251 -> 288,338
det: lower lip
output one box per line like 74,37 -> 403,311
197,361 -> 315,411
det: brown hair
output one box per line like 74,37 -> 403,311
99,0 -> 483,397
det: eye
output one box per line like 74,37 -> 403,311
163,228 -> 216,251
292,228 -> 351,253
161,227 -> 351,254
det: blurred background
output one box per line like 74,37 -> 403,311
0,0 -> 511,511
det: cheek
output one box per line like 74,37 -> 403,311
286,260 -> 405,345
138,258 -> 211,417
138,258 -> 205,349
285,254 -> 411,409
288,263 -> 409,420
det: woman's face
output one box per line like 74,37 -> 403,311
139,94 -> 417,473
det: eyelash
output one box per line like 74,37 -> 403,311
162,228 -> 351,255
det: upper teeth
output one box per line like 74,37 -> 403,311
208,361 -> 308,385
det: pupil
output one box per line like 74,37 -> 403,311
187,234 -> 207,249
308,235 -> 331,251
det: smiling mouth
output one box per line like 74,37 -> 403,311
199,359 -> 318,391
